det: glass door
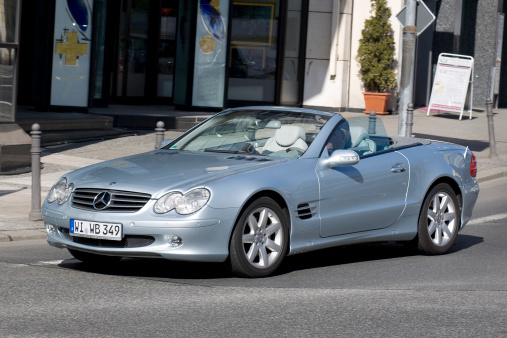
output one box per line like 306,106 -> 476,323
116,0 -> 149,97
157,0 -> 178,97
110,0 -> 178,102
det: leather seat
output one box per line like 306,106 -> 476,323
262,125 -> 308,154
349,126 -> 376,155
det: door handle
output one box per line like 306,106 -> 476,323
391,164 -> 406,173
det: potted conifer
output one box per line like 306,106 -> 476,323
356,0 -> 397,114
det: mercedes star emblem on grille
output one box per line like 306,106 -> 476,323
93,192 -> 112,210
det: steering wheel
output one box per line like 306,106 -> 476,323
243,143 -> 259,154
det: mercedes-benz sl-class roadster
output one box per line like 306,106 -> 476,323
43,107 -> 480,277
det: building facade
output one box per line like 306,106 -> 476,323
4,0 -> 505,120
0,0 -> 505,173
10,0 -> 405,117
16,0 -> 310,112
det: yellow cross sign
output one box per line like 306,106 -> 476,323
55,32 -> 88,66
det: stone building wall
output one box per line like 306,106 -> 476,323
432,0 -> 499,108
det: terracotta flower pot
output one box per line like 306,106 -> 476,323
362,92 -> 391,115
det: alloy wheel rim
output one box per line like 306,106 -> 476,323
426,191 -> 457,246
241,207 -> 283,269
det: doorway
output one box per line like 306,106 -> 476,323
109,0 -> 178,103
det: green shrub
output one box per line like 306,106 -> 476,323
356,0 -> 397,93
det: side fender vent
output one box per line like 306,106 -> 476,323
296,202 -> 317,220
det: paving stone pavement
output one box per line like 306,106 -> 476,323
1,108 -> 506,242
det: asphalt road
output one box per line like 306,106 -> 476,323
1,177 -> 506,337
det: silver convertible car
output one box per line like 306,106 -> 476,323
42,107 -> 480,277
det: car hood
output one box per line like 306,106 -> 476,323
66,150 -> 287,196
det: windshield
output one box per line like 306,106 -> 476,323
165,109 -> 331,158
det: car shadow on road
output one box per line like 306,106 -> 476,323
451,233 -> 484,253
279,234 -> 483,275
58,234 -> 483,279
59,257 -> 232,279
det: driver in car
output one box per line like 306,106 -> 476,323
327,126 -> 351,155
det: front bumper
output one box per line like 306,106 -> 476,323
42,205 -> 238,263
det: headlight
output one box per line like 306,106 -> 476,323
154,188 -> 210,215
47,177 -> 73,205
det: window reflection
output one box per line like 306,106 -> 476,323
0,0 -> 18,122
0,0 -> 17,44
228,0 -> 280,102
93,0 -> 107,99
158,0 -> 178,98
0,49 -> 14,121
281,0 -> 302,105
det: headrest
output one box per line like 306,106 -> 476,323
349,126 -> 369,147
275,126 -> 306,147
265,120 -> 281,129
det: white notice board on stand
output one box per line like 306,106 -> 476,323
427,53 -> 474,120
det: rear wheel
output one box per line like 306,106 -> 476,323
68,249 -> 122,265
229,197 -> 289,278
417,183 -> 460,255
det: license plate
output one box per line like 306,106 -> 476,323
70,219 -> 123,241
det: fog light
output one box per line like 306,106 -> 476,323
168,235 -> 182,247
46,224 -> 57,236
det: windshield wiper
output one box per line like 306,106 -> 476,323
204,148 -> 249,154
204,148 -> 266,156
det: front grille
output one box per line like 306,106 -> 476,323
60,228 -> 155,248
71,188 -> 151,212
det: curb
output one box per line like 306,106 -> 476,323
0,229 -> 47,242
477,167 -> 507,183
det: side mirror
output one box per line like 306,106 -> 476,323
159,139 -> 174,148
326,149 -> 360,168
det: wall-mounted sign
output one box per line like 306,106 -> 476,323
50,0 -> 93,107
427,53 -> 474,120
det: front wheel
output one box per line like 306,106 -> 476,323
417,183 -> 461,255
229,197 -> 289,278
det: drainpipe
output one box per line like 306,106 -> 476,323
329,0 -> 341,80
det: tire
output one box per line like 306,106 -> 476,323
68,249 -> 122,265
417,183 -> 461,255
229,197 -> 289,278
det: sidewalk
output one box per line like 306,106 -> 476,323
1,107 -> 506,242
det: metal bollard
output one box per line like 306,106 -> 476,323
486,98 -> 499,159
405,103 -> 414,137
368,110 -> 377,135
29,124 -> 42,221
155,121 -> 165,149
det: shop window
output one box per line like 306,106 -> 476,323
0,0 -> 19,122
227,0 -> 280,102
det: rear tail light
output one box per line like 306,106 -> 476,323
470,152 -> 477,177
